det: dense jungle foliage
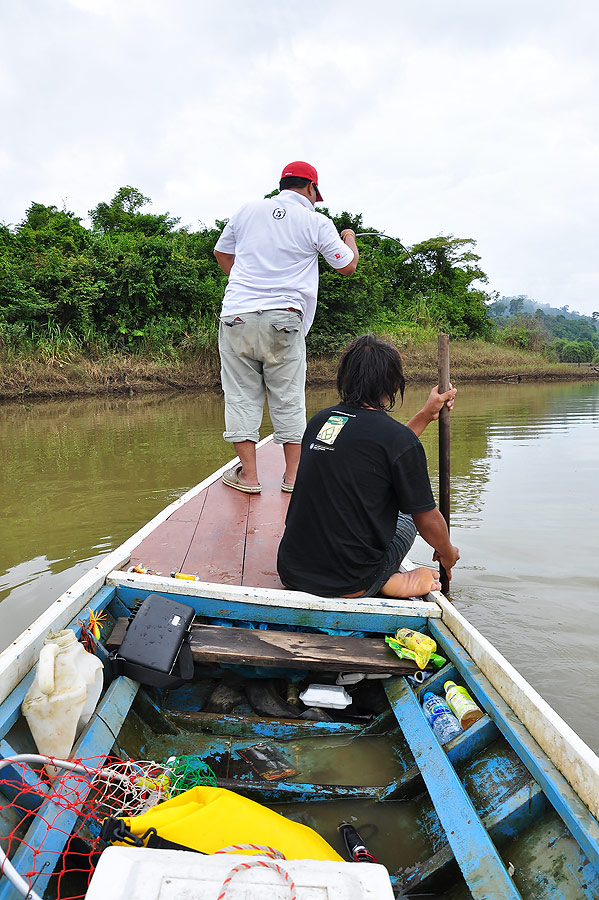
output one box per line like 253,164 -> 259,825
1,186 -> 596,361
0,187 -> 493,357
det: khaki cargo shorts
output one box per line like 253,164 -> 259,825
218,309 -> 306,444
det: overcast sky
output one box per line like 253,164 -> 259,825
2,0 -> 598,315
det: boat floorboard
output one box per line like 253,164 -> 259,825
126,440 -> 290,589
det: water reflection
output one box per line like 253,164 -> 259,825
1,380 -> 598,749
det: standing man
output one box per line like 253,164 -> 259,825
214,161 -> 359,494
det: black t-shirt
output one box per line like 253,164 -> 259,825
277,402 -> 436,596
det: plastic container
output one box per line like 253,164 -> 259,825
394,628 -> 437,669
444,680 -> 484,729
336,673 -> 392,685
22,629 -> 103,764
300,684 -> 352,709
422,692 -> 462,745
86,847 -> 396,900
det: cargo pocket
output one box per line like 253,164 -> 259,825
219,315 -> 247,355
271,313 -> 303,359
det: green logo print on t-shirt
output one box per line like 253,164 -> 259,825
315,414 -> 349,445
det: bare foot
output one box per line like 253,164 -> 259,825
380,567 -> 441,598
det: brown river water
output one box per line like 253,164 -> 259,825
1,380 -> 598,751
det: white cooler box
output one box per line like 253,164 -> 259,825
86,846 -> 395,899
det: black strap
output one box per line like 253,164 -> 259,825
110,635 -> 194,689
100,818 -> 203,854
146,831 -> 203,853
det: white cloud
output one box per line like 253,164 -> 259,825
1,0 -> 598,314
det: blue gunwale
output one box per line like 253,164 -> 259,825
429,618 -> 599,874
385,676 -> 523,900
114,584 -> 429,633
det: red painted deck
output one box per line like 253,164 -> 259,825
126,440 -> 291,589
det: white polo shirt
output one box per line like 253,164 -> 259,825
214,190 -> 355,334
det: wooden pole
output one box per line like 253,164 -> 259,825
437,334 -> 451,595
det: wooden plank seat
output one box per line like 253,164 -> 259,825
106,619 -> 427,675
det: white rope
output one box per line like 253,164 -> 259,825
215,851 -> 296,900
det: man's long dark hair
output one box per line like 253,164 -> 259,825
336,334 -> 405,411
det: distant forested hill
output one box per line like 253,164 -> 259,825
486,295 -> 599,362
488,294 -> 598,326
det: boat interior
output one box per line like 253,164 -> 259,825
1,441 -> 599,899
2,566 -> 599,900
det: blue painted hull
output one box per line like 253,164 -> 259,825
1,580 -> 599,900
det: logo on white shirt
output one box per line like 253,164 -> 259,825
272,207 -> 287,220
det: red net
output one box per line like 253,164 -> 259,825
0,755 -> 175,900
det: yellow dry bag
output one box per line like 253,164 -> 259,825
121,786 -> 342,861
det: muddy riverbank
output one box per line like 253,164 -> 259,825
1,339 -> 596,403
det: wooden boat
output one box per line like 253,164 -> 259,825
1,435 -> 599,899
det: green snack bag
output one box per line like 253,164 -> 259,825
385,635 -> 419,664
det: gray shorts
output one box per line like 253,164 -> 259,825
361,513 -> 418,597
218,309 -> 307,444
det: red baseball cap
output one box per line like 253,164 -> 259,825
280,160 -> 323,202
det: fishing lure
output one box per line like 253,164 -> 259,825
88,607 -> 107,640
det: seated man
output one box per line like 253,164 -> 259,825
277,334 -> 460,598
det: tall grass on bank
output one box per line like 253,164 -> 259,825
0,322 -> 595,402
0,319 -> 220,362
0,320 -> 221,400
306,332 -> 596,384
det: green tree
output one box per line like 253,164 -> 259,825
509,296 -> 525,317
488,300 -> 507,318
561,341 -> 584,363
19,203 -> 89,253
578,340 -> 595,362
89,186 -> 180,237
0,204 -> 93,329
547,338 -> 567,361
501,316 -> 546,351
1,191 -> 497,352
406,236 -> 492,338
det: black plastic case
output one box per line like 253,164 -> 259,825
118,593 -> 195,674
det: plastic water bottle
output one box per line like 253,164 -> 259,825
422,692 -> 462,745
